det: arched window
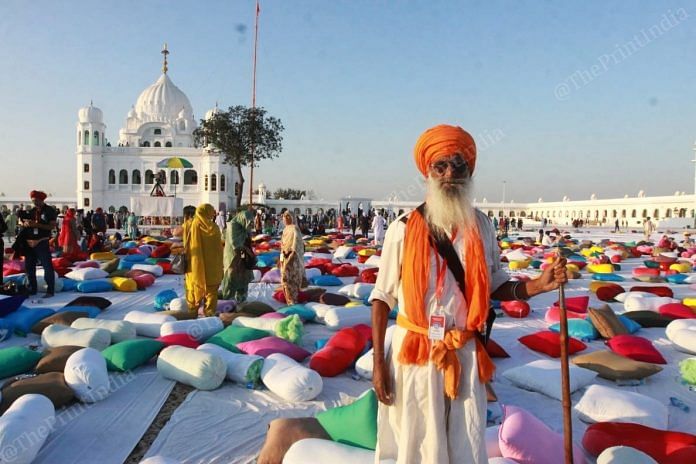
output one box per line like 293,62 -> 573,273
132,170 -> 141,184
170,171 -> 179,184
119,169 -> 128,184
612,210 -> 617,218
220,174 -> 226,191
78,131 -> 81,145
84,130 -> 90,145
642,209 -> 647,218
154,141 -> 161,147
157,170 -> 166,184
211,174 -> 217,191
631,209 -> 637,218
184,170 -> 197,185
204,175 -> 209,191
142,141 -> 150,147
145,170 -> 154,184
94,131 -> 100,145
665,209 -> 672,218
179,120 -> 186,131
165,141 -> 172,147
621,209 -> 626,218
108,169 -> 116,184
654,209 -> 660,219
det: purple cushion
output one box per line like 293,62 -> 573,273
261,268 -> 282,283
236,336 -> 311,362
499,405 -> 587,464
75,260 -> 100,269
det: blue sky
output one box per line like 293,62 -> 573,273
0,1 -> 695,203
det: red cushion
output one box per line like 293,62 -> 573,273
157,261 -> 173,274
607,334 -> 666,364
305,258 -> 332,270
596,284 -> 625,302
310,326 -> 368,377
359,268 -> 378,284
518,331 -> 586,357
156,333 -> 200,348
632,267 -> 661,278
485,338 -> 510,358
115,248 -> 129,255
582,422 -> 696,464
52,257 -> 72,269
501,300 -> 530,318
55,267 -> 70,277
630,286 -> 674,298
150,245 -> 171,259
659,303 -> 696,319
357,255 -> 370,264
272,289 -> 309,304
552,295 -> 589,313
133,273 -> 155,290
331,264 -> 359,277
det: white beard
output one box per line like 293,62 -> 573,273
424,175 -> 476,234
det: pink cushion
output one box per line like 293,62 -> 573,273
499,405 -> 587,464
544,307 -> 586,323
607,334 -> 667,364
133,273 -> 155,289
236,336 -> 311,362
75,260 -> 100,269
260,312 -> 285,319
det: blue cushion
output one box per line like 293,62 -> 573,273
123,253 -> 147,263
256,258 -> 272,268
666,274 -> 689,284
60,278 -> 79,292
122,241 -> 138,249
77,279 -> 114,293
618,315 -> 641,333
311,275 -> 343,286
0,319 -> 12,342
0,295 -> 28,317
117,260 -> 135,270
56,305 -> 101,318
549,318 -> 599,341
315,338 -> 329,350
154,289 -> 179,310
592,273 -> 624,282
2,275 -> 26,286
4,307 -> 55,336
278,304 -> 316,321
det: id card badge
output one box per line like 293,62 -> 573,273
33,228 -> 39,235
428,308 -> 446,341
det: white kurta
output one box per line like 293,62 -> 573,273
372,215 -> 387,245
369,209 -> 509,464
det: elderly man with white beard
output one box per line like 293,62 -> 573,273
369,124 -> 568,464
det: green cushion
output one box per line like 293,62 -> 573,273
102,339 -> 164,372
0,346 -> 42,378
206,326 -> 268,353
316,389 -> 377,450
681,358 -> 696,385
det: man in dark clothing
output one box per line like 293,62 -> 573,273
0,212 -> 7,272
91,208 -> 107,234
350,214 -> 358,236
22,191 -> 57,297
360,214 -> 370,237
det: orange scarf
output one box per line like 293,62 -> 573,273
399,208 -> 494,398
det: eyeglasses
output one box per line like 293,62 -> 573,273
429,158 -> 469,177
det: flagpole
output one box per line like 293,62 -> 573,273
248,0 -> 260,207
556,247 -> 574,464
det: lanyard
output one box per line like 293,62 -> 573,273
432,229 -> 458,305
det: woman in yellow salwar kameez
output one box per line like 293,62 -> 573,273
185,204 -> 223,317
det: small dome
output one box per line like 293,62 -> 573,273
127,106 -> 137,118
205,105 -> 221,120
78,103 -> 103,123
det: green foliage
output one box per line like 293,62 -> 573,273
273,188 -> 306,200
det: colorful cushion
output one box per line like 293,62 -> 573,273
575,384 -> 668,429
544,307 -> 586,323
156,333 -> 200,348
160,317 -> 224,342
596,284 -> 625,302
0,295 -> 27,317
206,326 -> 268,353
133,273 -> 156,289
35,346 -> 82,374
197,343 -> 264,385
41,324 -> 111,350
4,307 -> 55,336
666,319 -> 696,354
157,345 -> 226,390
64,296 -> 111,310
518,331 -> 586,357
659,303 -> 696,319
681,358 -> 696,385
102,339 -> 164,371
501,359 -> 597,401
278,304 -> 316,322
77,278 -> 114,293
316,389 -> 377,450
237,336 -> 311,362
582,422 -> 696,464
549,318 -> 599,341
154,289 -> 179,310
607,334 -> 666,364
553,295 -> 589,313
571,350 -> 662,380
629,286 -> 673,298
310,326 -> 369,377
236,301 -> 275,316
71,318 -> 136,343
592,273 -> 624,282
260,353 -> 322,401
56,305 -> 101,318
499,405 -> 587,464
64,347 -> 111,403
0,372 -> 74,414
109,276 -> 137,292
622,310 -> 674,328
587,305 -> 628,339
618,315 -> 642,333
31,310 -> 89,335
501,300 -> 530,318
0,346 -> 42,378
485,338 -> 510,358
65,267 -> 109,281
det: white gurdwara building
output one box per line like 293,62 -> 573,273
75,46 -> 238,214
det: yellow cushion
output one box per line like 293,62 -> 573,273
357,249 -> 377,257
670,262 -> 692,273
308,239 -> 325,247
589,281 -> 613,293
345,301 -> 362,307
566,263 -> 580,273
683,297 -> 696,308
500,242 -> 510,249
587,263 -> 613,274
509,260 -> 530,270
110,277 -> 137,292
90,252 -> 117,261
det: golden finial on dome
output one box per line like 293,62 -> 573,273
161,43 -> 169,74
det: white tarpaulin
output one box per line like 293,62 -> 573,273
130,196 -> 183,217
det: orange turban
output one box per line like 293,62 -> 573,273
414,124 -> 477,177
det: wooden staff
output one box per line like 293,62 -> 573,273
556,246 -> 574,464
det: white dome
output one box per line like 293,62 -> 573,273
78,104 -> 103,123
127,106 -> 137,118
134,74 -> 193,122
205,105 -> 221,120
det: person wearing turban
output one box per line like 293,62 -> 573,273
369,125 -> 568,463
18,190 -> 58,297
185,204 -> 224,317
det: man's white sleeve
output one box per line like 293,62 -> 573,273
368,221 -> 404,309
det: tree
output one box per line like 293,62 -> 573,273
194,105 -> 284,208
273,188 -> 306,200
